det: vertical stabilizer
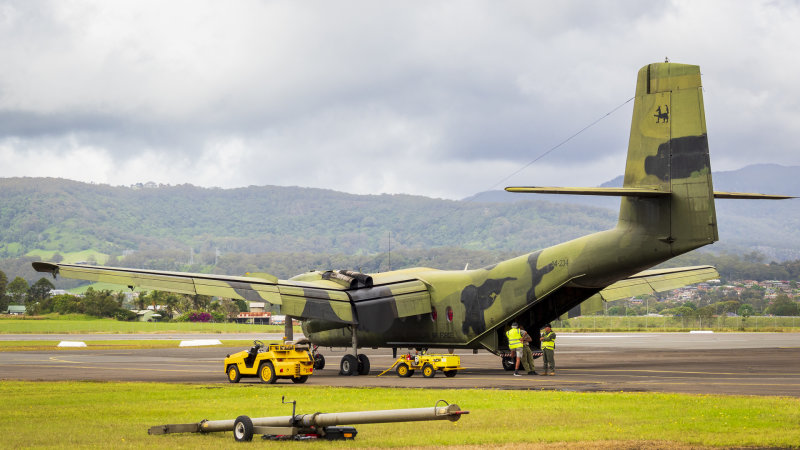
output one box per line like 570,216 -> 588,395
620,62 -> 718,255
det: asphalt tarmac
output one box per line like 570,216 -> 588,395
2,333 -> 799,396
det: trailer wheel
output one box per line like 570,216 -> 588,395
340,354 -> 358,376
227,365 -> 241,383
259,361 -> 277,384
291,375 -> 309,384
422,363 -> 435,378
396,362 -> 412,377
357,354 -> 370,375
313,353 -> 326,370
444,370 -> 457,378
233,415 -> 254,442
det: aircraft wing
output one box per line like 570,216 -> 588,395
32,262 -> 432,325
597,265 -> 719,301
576,265 -> 719,315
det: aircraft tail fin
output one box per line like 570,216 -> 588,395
619,62 -> 717,255
507,62 -> 793,257
507,63 -> 718,256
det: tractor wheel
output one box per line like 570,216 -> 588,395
233,415 -> 254,442
444,370 -> 457,378
313,353 -> 326,370
340,354 -> 358,376
396,362 -> 412,377
291,375 -> 309,384
357,354 -> 370,375
227,365 -> 241,383
258,361 -> 277,384
422,363 -> 435,378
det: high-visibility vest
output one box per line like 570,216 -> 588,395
506,328 -> 522,349
541,331 -> 556,350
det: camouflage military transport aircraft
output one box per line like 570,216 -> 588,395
33,62 -> 792,376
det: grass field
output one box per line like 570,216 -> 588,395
555,315 -> 800,332
0,339 -> 254,352
4,314 -> 798,335
26,248 -> 109,265
0,315 -> 293,334
1,381 -> 798,448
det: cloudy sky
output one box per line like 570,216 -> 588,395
1,0 -> 799,199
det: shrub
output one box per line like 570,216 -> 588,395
114,309 -> 138,321
188,311 -> 212,322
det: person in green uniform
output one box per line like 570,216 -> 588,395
505,322 -> 523,376
540,323 -> 556,376
520,327 -> 537,375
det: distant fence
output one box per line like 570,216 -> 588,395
554,315 -> 800,331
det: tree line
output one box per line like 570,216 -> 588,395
0,177 -> 615,259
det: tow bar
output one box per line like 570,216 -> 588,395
148,397 -> 468,441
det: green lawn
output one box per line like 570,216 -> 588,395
0,315 -> 292,334
1,382 -> 798,448
0,339 -> 254,352
556,315 -> 800,332
26,248 -> 109,264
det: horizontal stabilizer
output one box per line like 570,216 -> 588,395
505,186 -> 669,197
506,187 -> 795,200
713,191 -> 795,200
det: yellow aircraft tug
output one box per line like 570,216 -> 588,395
381,352 -> 462,378
225,340 -> 314,384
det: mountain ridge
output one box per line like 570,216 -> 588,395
2,164 -> 798,271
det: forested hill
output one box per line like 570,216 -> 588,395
0,177 -> 616,260
3,163 -> 799,284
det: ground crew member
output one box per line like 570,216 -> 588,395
520,327 -> 537,375
540,323 -> 556,375
506,322 -> 523,376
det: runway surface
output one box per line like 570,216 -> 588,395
2,332 -> 799,396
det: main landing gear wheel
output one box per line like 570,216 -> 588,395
340,354 -> 358,376
357,354 -> 370,375
233,415 -> 254,442
501,356 -> 516,371
422,363 -> 435,378
444,369 -> 457,378
291,375 -> 309,384
313,353 -> 326,370
259,361 -> 277,384
227,365 -> 241,383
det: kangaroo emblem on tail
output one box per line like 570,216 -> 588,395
654,105 -> 669,123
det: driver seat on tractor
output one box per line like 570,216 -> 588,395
244,343 -> 260,368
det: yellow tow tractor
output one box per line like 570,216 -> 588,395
225,340 -> 314,384
380,352 -> 462,378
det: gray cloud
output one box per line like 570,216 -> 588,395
1,0 -> 799,198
